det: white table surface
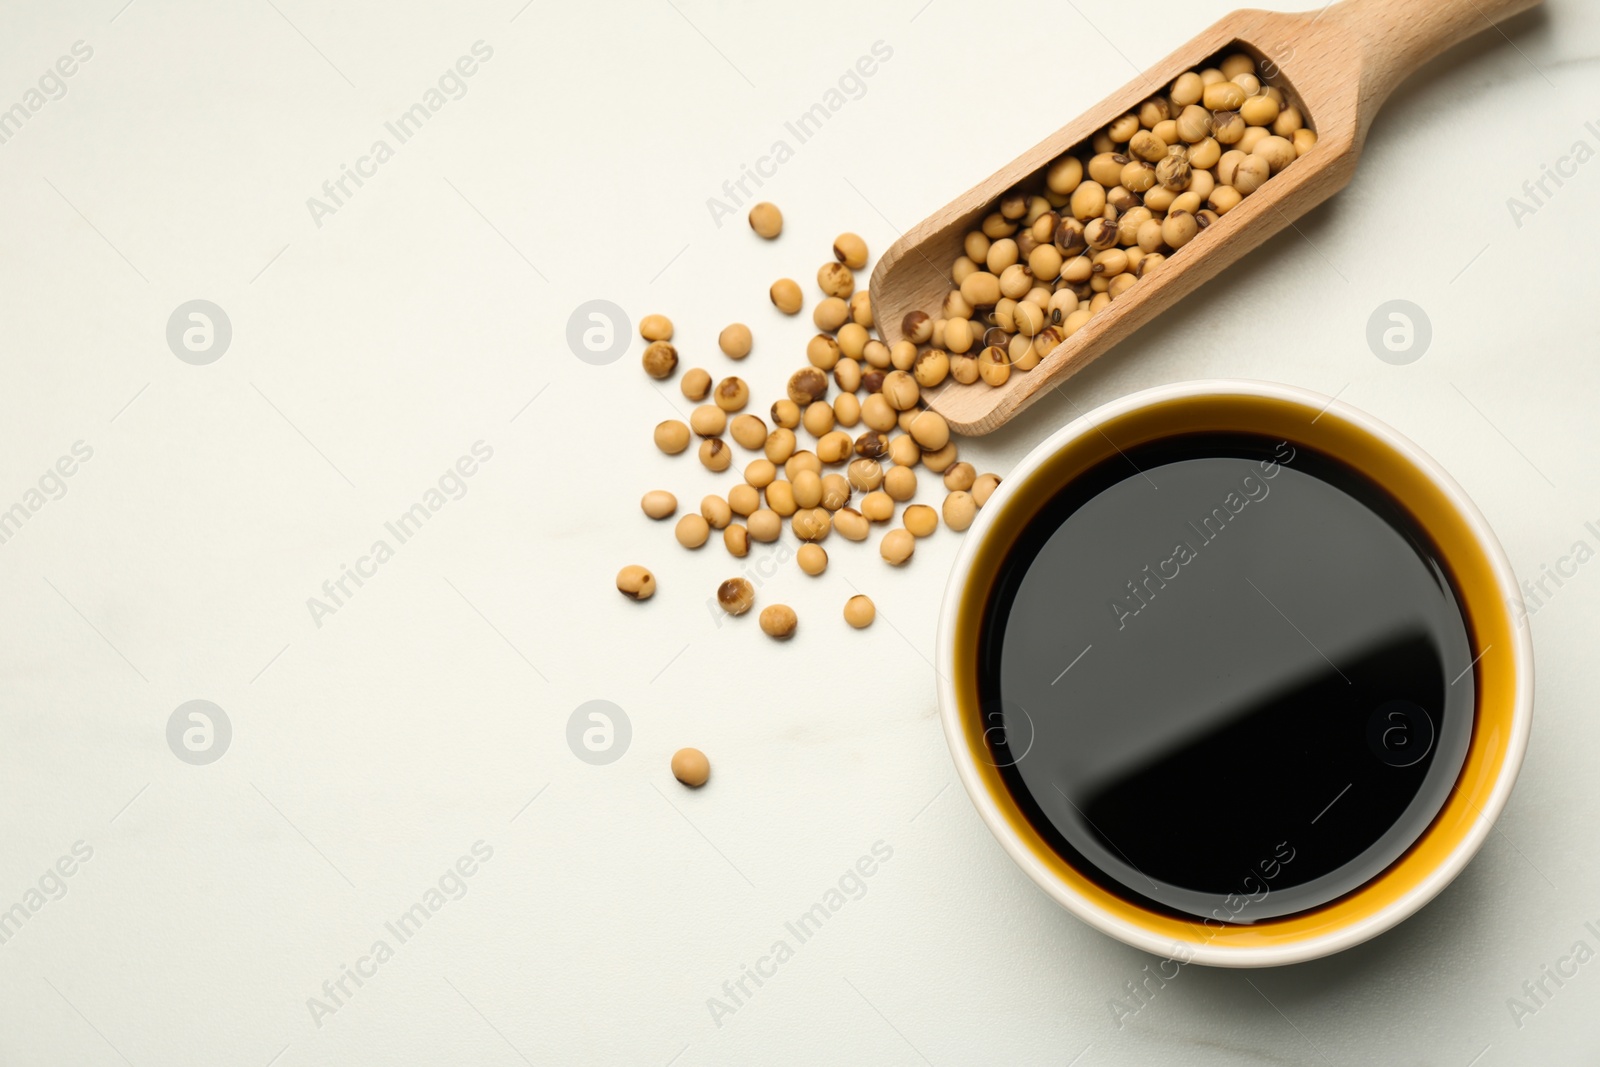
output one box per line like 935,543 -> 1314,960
1,0 -> 1595,1063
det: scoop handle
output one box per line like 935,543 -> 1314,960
1322,0 -> 1543,105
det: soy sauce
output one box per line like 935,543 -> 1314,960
978,433 -> 1474,923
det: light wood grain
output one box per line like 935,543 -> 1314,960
868,0 -> 1541,436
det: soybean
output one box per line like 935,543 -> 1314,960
792,507 -> 831,542
848,458 -> 884,491
850,291 -> 873,327
882,372 -> 920,411
640,314 -> 674,342
749,202 -> 783,239
748,509 -> 781,542
922,441 -> 959,474
714,377 -> 749,412
833,233 -> 868,269
617,565 -> 655,600
641,490 -> 677,519
880,529 -> 915,566
908,410 -> 950,451
765,480 -> 797,516
843,595 -> 876,629
944,462 -> 976,491
770,279 -> 803,314
943,491 -> 977,531
887,434 -> 920,469
731,414 -> 767,450
701,495 -> 732,529
719,323 -> 753,359
861,490 -> 894,522
717,578 -> 755,616
904,504 -> 938,538
818,262 -> 854,300
759,604 -> 797,640
785,451 -> 821,480
913,349 -> 949,388
728,484 -> 760,516
764,428 -> 797,464
675,514 -> 710,549
833,393 -> 861,428
699,437 -> 732,472
681,367 -> 711,401
788,367 -> 829,406
978,346 -> 1011,387
744,459 -> 776,488
793,470 -> 823,509
671,747 -> 711,787
690,405 -> 726,437
642,341 -> 678,380
834,507 -> 869,541
820,473 -> 851,510
883,466 -> 917,502
814,298 -> 850,333
654,420 -> 690,455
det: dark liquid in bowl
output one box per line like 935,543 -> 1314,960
978,433 -> 1475,923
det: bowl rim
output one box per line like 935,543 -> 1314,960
935,378 -> 1534,968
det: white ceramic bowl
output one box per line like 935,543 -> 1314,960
936,379 -> 1533,967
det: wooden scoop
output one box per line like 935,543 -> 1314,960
869,0 -> 1541,435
